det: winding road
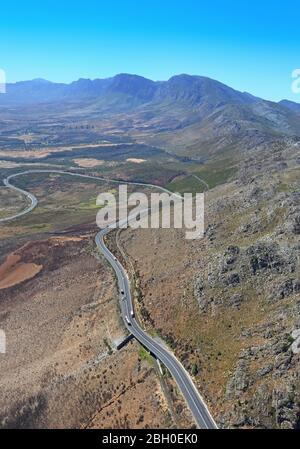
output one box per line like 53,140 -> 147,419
0,169 -> 217,429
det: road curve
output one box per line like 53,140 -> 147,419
1,173 -> 38,222
1,169 -> 217,429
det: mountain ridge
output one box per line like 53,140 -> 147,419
0,73 -> 265,106
3,73 -> 300,107
1,73 -> 300,160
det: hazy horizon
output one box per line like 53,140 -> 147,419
1,0 -> 299,103
4,72 -> 299,105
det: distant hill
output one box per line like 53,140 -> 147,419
279,99 -> 300,113
1,73 -> 256,108
1,73 -> 300,160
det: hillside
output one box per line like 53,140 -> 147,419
0,73 -> 299,429
1,74 -> 300,163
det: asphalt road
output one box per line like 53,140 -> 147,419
96,220 -> 217,429
1,172 -> 38,222
1,169 -> 217,429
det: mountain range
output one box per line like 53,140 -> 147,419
2,73 -> 299,112
1,74 -> 300,161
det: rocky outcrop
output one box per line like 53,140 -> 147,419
193,144 -> 300,428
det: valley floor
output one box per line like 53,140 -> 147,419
0,137 -> 299,429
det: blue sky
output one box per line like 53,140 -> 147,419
0,0 -> 299,101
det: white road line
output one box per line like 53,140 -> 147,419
0,169 -> 217,429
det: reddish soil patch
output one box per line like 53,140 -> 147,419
0,253 -> 42,290
0,236 -> 87,291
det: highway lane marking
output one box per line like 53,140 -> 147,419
130,323 -> 213,428
97,229 -> 217,428
1,169 -> 217,429
1,169 -> 182,223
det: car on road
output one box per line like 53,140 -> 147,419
125,315 -> 131,326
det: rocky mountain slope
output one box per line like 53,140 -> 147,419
118,139 -> 299,428
0,73 -> 299,429
2,74 -> 300,162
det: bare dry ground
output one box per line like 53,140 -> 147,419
0,234 -> 172,428
0,173 -> 183,429
1,143 -> 298,429
73,158 -> 105,167
0,252 -> 42,289
117,144 -> 300,428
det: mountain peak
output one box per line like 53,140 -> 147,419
279,99 -> 300,113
